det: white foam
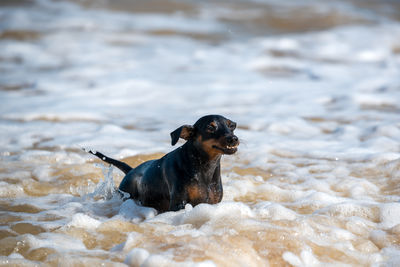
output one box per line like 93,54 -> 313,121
115,232 -> 144,252
139,253 -> 216,267
31,165 -> 54,182
179,201 -> 254,227
345,216 -> 376,236
256,183 -> 306,202
118,199 -> 157,222
0,257 -> 37,267
169,227 -> 205,238
140,254 -> 177,267
268,118 -> 322,137
330,228 -> 356,241
125,248 -> 150,266
7,253 -> 24,259
379,203 -> 400,229
0,181 -> 24,197
67,213 -> 102,229
353,93 -> 397,108
378,247 -> 400,267
147,201 -> 254,235
25,233 -> 86,251
283,248 -> 321,267
254,202 -> 298,221
370,230 -> 389,249
316,202 -> 379,222
223,178 -> 255,201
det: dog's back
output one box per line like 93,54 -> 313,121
88,115 -> 239,213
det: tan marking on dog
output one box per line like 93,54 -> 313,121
180,125 -> 193,140
196,135 -> 223,160
208,186 -> 222,204
186,184 -> 206,204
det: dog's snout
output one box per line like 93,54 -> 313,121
226,135 -> 239,145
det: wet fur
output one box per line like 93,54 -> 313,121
87,115 -> 239,213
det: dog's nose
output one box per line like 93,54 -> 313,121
226,135 -> 239,145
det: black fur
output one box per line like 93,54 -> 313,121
87,115 -> 239,213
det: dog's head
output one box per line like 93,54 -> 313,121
170,115 -> 239,158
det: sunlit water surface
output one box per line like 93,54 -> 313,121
1,0 -> 400,266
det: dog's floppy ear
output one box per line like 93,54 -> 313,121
170,125 -> 194,146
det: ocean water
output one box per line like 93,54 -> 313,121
1,0 -> 400,266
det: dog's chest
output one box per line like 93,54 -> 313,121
186,181 -> 222,205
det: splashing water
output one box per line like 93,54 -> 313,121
87,163 -> 118,200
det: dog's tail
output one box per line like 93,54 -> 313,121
85,149 -> 132,175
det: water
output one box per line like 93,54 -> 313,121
1,0 -> 400,266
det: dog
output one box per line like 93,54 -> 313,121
87,115 -> 239,213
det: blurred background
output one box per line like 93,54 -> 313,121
1,0 -> 400,156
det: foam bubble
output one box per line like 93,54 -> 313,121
380,247 -> 400,267
316,202 -> 379,222
179,202 -> 254,228
116,232 -> 143,252
66,213 -> 102,229
0,182 -> 24,197
118,199 -> 157,222
345,217 -> 375,236
330,228 -> 356,241
268,118 -> 321,137
0,257 -> 37,267
370,230 -> 390,249
139,253 -> 216,267
256,183 -> 306,202
223,178 -> 255,201
254,202 -> 298,221
283,249 -> 320,267
353,93 -> 396,108
379,203 -> 400,229
31,165 -> 53,182
8,253 -> 24,259
125,248 -> 150,266
25,233 -> 86,251
140,254 -> 176,267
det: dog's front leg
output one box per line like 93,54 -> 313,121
168,186 -> 187,211
169,199 -> 186,211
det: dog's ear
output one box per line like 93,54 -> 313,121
170,125 -> 194,146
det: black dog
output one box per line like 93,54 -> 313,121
87,115 -> 239,212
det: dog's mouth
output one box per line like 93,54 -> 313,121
212,144 -> 238,154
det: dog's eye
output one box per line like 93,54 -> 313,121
206,124 -> 216,132
228,122 -> 236,130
